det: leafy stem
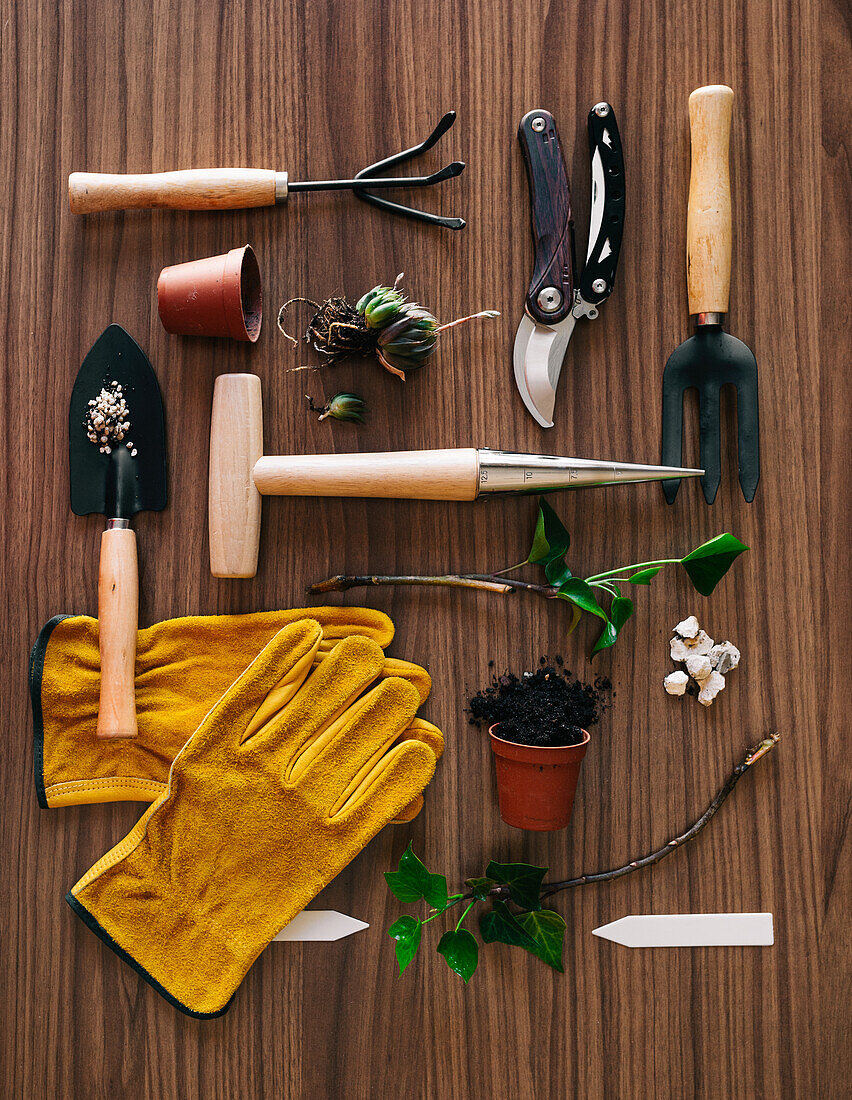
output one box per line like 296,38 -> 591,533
455,901 -> 477,931
585,559 -> 680,582
387,734 -> 779,981
309,499 -> 749,657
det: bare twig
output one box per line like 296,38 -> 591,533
467,734 -> 780,903
307,573 -> 558,598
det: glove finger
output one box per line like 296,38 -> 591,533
313,650 -> 431,705
304,606 -> 394,649
394,716 -> 444,761
330,713 -> 443,817
194,620 -> 322,750
391,793 -> 424,824
293,677 -> 420,803
333,738 -> 437,825
244,634 -> 386,760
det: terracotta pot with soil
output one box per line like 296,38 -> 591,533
490,724 -> 590,831
157,243 -> 262,342
469,661 -> 609,833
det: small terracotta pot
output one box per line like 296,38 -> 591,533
157,244 -> 262,342
489,724 -> 590,832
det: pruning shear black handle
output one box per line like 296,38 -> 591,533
577,103 -> 625,308
517,109 -> 575,325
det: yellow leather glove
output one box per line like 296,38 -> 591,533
30,608 -> 431,809
68,621 -> 442,1018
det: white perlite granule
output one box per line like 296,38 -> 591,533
665,616 -> 740,707
86,381 -> 137,456
663,671 -> 689,696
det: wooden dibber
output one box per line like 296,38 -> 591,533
686,85 -> 734,316
208,376 -> 702,579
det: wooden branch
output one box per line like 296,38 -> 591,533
307,573 -> 558,598
540,733 -> 780,897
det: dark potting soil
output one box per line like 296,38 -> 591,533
468,658 -> 611,747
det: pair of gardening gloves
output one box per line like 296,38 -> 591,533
31,607 -> 444,1017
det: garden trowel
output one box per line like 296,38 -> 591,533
70,325 -> 167,739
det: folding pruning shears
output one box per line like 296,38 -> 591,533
513,104 -> 625,427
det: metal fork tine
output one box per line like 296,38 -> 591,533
736,375 -> 760,502
352,190 -> 466,230
357,112 -> 458,177
697,384 -> 722,504
661,381 -> 686,503
352,112 -> 465,228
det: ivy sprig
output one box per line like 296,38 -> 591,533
386,845 -> 564,981
516,500 -> 748,654
384,736 -> 781,982
310,499 -> 749,657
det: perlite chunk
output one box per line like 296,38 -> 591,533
698,671 -> 726,706
670,629 -> 714,662
709,641 -> 740,675
665,615 -> 739,707
674,615 -> 700,639
663,671 -> 689,696
685,654 -> 713,682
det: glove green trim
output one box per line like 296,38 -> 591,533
29,614 -> 71,810
65,893 -> 233,1020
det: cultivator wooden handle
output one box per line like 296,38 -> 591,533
68,168 -> 280,213
686,85 -> 734,317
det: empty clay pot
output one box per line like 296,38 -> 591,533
157,244 -> 262,342
489,724 -> 590,832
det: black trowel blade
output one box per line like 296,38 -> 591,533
70,324 -> 167,518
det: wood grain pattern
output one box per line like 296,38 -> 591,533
1,0 -> 848,1096
252,449 -> 481,500
209,373 -> 264,577
517,109 -> 575,323
68,168 -> 279,213
687,86 -> 734,315
96,527 -> 139,739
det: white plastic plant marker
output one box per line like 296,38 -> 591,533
272,910 -> 369,942
592,913 -> 774,948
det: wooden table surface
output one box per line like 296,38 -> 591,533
2,0 -> 848,1096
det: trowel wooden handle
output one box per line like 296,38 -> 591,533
253,450 -> 480,500
69,168 -> 278,213
97,527 -> 138,740
686,85 -> 734,316
209,374 -> 263,578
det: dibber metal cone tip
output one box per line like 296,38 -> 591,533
609,462 -> 705,483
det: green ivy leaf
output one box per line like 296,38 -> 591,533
557,578 -> 609,622
528,500 -> 571,565
464,877 -> 496,901
480,900 -> 540,949
610,595 -> 634,631
567,604 -> 582,634
590,595 -> 633,656
545,557 -> 572,586
484,861 -> 547,911
628,566 -> 663,585
388,915 -> 422,974
591,619 -> 617,655
384,844 -> 448,909
680,533 -> 749,597
437,929 -> 479,982
515,910 -> 567,972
